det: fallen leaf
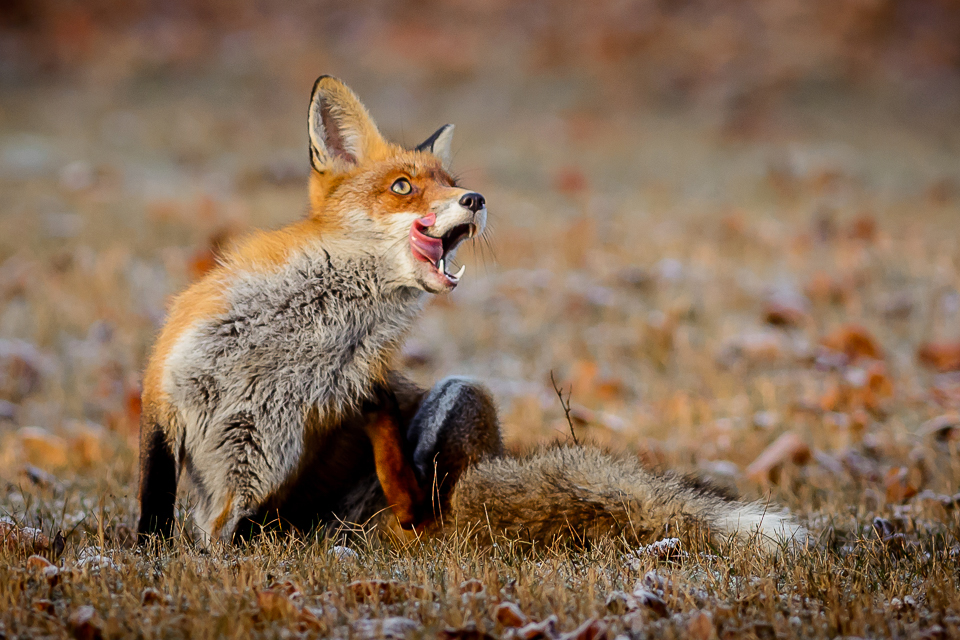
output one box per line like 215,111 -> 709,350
65,421 -> 106,466
918,414 -> 960,442
257,589 -> 299,620
495,601 -> 529,628
820,325 -> 883,362
141,588 -> 164,606
745,432 -> 811,483
918,343 -> 960,372
26,554 -> 54,570
804,271 -> 849,305
516,615 -> 559,640
605,591 -> 636,615
560,618 -> 608,640
347,580 -> 427,604
459,578 -> 485,594
763,300 -> 807,327
885,467 -> 918,504
687,611 -> 717,640
19,464 -> 63,492
15,426 -> 68,468
68,606 -> 104,640
633,589 -> 669,619
0,520 -> 50,553
554,166 -> 588,194
847,214 -> 877,241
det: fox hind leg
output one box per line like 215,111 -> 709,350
406,376 -> 503,517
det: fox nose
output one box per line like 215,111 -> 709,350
459,192 -> 485,214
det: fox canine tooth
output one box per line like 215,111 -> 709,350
453,264 -> 466,279
437,257 -> 445,274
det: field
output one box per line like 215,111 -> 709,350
3,3 -> 960,638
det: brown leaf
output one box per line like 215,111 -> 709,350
516,615 -> 559,640
33,599 -> 56,615
687,611 -> 717,640
885,467 -> 918,504
0,521 -> 50,553
15,426 -> 68,469
918,343 -> 960,372
820,325 -> 883,362
745,432 -> 811,484
68,606 -> 104,640
347,580 -> 427,604
633,589 -> 669,619
847,214 -> 877,241
918,414 -> 960,442
560,618 -> 608,640
495,601 -> 529,628
459,578 -> 485,594
141,588 -> 164,606
257,589 -> 299,620
763,300 -> 807,327
604,591 -> 636,615
19,464 -> 62,491
65,421 -> 106,467
804,271 -> 850,305
26,554 -> 54,570
554,167 -> 588,194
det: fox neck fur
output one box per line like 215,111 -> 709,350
164,234 -> 425,443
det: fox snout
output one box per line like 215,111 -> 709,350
433,190 -> 486,241
408,189 -> 486,293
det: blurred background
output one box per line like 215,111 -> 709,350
1,1 -> 960,506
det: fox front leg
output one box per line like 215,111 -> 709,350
189,406 -> 307,543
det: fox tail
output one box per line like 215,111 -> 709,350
447,445 -> 806,553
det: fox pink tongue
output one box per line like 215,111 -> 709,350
410,214 -> 443,265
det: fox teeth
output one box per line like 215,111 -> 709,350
453,264 -> 466,280
437,257 -> 445,274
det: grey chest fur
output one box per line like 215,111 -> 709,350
170,249 -> 423,434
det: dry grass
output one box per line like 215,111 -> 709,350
3,7 -> 960,638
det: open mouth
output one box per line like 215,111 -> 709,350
409,213 -> 476,286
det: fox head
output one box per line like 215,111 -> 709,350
306,76 -> 486,294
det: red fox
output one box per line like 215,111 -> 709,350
137,76 -> 806,552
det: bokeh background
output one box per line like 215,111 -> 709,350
2,0 -> 960,510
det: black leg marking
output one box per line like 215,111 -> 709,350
406,377 -> 503,509
137,424 -> 178,543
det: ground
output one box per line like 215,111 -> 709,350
2,6 -> 960,638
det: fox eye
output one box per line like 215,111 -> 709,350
390,178 -> 412,195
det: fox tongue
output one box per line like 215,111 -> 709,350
410,216 -> 443,265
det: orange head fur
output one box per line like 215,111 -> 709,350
306,76 -> 487,294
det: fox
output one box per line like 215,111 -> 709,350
136,76 -> 806,552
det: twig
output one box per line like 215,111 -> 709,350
550,371 -> 580,446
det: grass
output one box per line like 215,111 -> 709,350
2,24 -> 960,638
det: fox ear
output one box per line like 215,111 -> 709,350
308,76 -> 385,173
415,124 -> 455,168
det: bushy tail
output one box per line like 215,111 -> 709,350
447,446 -> 806,553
